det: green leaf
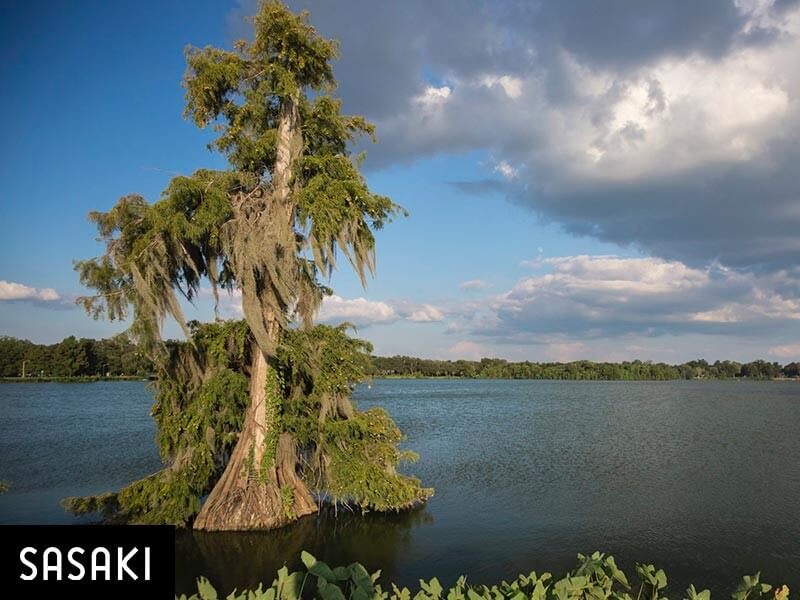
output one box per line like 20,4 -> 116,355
301,551 -> 317,570
654,570 -> 667,590
351,588 -> 370,600
332,566 -> 350,581
420,578 -> 443,599
349,563 -> 375,594
532,579 -> 548,600
197,577 -> 219,600
318,581 -> 346,600
685,584 -> 711,600
467,589 -> 485,600
310,561 -> 338,582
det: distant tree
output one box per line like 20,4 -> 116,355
0,337 -> 29,377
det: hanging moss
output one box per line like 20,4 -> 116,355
64,320 -> 430,525
64,321 -> 250,525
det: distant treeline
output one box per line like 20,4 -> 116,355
372,355 -> 800,380
0,335 -> 150,378
1,335 -> 798,381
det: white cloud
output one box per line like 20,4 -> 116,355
494,160 -> 518,180
318,295 -> 396,327
460,279 -> 490,291
408,304 -> 445,322
768,344 -> 800,358
482,75 -> 523,99
458,255 -> 800,340
0,280 -> 61,302
414,85 -> 452,110
369,2 -> 800,272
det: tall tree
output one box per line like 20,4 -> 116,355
71,1 -> 430,531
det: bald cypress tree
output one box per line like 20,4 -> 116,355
69,1 -> 431,531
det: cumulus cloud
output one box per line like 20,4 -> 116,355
451,255 -> 800,341
316,296 -> 447,327
263,0 -> 800,274
317,295 -> 396,327
0,280 -> 61,303
199,286 -> 446,328
482,75 -> 523,99
408,304 -> 445,322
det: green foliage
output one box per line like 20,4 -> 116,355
281,484 -> 296,520
371,356 -> 797,381
321,409 -> 431,511
2,332 -> 797,382
0,333 -> 152,378
732,573 -> 774,600
178,552 -> 792,600
261,367 -> 284,476
76,0 -> 404,357
0,480 -> 9,494
71,0 -> 424,529
276,324 -> 431,511
184,1 -> 338,175
63,321 -> 430,524
64,321 -> 250,525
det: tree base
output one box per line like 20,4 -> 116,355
193,433 -> 318,531
193,349 -> 318,531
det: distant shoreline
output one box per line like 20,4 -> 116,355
3,335 -> 797,381
375,374 -> 799,381
0,375 -> 150,384
2,375 -> 797,384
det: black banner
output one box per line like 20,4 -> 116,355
0,525 -> 175,599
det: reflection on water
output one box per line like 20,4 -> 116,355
1,379 -> 799,595
177,506 -> 433,595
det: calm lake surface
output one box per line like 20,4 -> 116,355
1,379 -> 798,594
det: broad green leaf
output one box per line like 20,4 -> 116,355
301,551 -> 317,570
198,577 -> 219,600
349,563 -> 375,594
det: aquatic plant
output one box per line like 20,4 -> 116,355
178,551 -> 791,600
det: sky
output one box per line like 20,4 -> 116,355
1,0 -> 800,363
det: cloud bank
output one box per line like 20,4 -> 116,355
456,255 -> 800,342
269,0 -> 800,274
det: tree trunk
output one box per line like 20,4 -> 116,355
193,95 -> 315,531
193,335 -> 317,531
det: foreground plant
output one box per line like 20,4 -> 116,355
179,551 -> 791,600
67,0 -> 430,530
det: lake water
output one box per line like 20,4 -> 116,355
1,379 -> 798,595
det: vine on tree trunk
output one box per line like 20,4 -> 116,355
63,321 -> 432,526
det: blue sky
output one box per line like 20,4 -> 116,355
2,0 -> 800,363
